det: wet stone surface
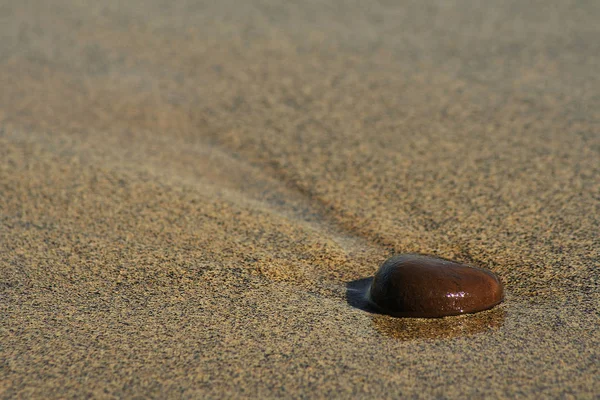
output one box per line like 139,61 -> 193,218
349,254 -> 504,318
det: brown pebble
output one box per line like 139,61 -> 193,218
367,254 -> 504,318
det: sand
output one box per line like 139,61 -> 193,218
1,0 -> 598,398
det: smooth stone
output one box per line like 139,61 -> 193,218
367,254 -> 504,318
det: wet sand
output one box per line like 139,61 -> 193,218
1,0 -> 599,398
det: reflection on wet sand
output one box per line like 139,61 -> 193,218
371,307 -> 505,340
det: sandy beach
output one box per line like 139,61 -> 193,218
1,0 -> 599,398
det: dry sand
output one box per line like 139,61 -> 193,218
1,0 -> 599,398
